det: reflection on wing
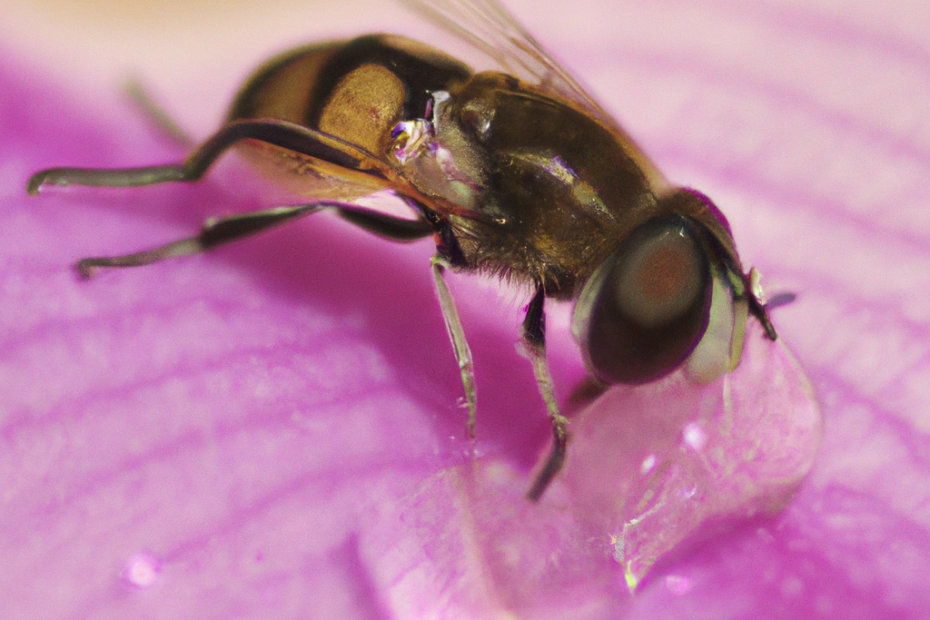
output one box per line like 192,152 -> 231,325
404,0 -> 605,116
403,0 -> 670,191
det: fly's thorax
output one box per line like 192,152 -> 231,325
392,72 -> 664,293
454,74 -> 661,273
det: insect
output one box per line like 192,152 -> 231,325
27,0 -> 777,501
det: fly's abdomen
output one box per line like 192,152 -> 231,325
226,35 -> 473,200
230,35 -> 472,157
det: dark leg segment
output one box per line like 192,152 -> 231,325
745,267 -> 778,341
28,118 -> 390,194
28,164 -> 188,193
749,297 -> 778,341
77,201 -> 431,278
336,206 -> 432,241
522,284 -> 569,502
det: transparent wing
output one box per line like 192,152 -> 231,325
402,0 -> 670,189
403,0 -> 602,113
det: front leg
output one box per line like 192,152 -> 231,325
430,256 -> 478,437
745,267 -> 779,341
522,284 -> 569,502
27,118 -> 392,193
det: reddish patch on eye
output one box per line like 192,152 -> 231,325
613,231 -> 703,329
639,242 -> 692,303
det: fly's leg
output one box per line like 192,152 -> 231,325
124,78 -> 196,148
431,256 -> 477,437
745,267 -> 778,341
522,284 -> 569,502
749,295 -> 777,341
27,118 -> 390,194
77,204 -> 315,278
77,200 -> 431,278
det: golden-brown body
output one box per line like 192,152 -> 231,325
226,35 -> 737,299
27,7 -> 776,500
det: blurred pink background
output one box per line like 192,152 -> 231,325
2,0 -> 929,618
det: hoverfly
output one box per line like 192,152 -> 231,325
27,0 -> 777,501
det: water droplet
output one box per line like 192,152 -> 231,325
780,575 -> 804,598
682,422 -> 707,451
123,552 -> 161,589
610,534 -> 624,562
677,485 -> 697,500
664,574 -> 693,595
815,594 -> 834,614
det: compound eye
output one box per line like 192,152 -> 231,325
572,215 -> 713,384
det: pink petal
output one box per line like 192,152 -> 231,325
1,0 -> 928,618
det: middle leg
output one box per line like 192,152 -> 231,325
522,284 -> 569,502
77,200 -> 432,278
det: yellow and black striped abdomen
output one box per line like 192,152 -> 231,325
226,35 -> 472,199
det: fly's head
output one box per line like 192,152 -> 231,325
572,188 -> 752,387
